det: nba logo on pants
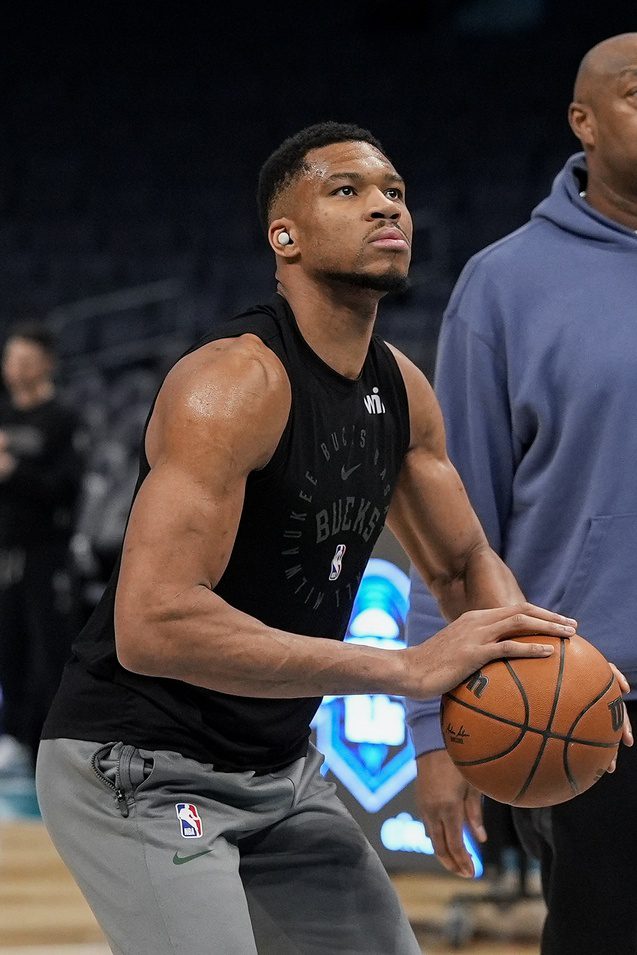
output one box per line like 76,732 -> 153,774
175,803 -> 203,838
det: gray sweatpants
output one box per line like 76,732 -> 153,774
36,738 -> 422,955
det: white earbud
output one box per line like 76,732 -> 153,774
278,231 -> 292,246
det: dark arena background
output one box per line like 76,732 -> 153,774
0,2 -> 634,951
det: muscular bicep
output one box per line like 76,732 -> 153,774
114,335 -> 291,648
385,345 -> 489,592
119,454 -> 246,600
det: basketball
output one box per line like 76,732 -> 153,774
441,634 -> 625,808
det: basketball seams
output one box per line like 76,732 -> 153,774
563,755 -> 578,794
512,637 -> 567,802
441,636 -> 622,807
450,721 -> 527,767
443,681 -> 617,766
503,660 -> 530,725
442,659 -> 528,725
547,636 -> 566,733
562,672 -> 620,793
443,692 -> 619,747
564,672 -> 616,739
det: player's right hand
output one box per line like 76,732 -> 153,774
415,749 -> 484,878
404,603 -> 577,700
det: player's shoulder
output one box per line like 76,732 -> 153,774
383,342 -> 436,420
383,342 -> 445,453
144,334 -> 291,459
161,332 -> 291,412
149,333 -> 292,463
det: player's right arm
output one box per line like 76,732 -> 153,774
114,333 -> 573,703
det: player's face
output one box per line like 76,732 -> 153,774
588,43 -> 637,191
292,140 -> 413,293
1,337 -> 54,392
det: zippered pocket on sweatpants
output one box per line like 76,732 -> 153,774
90,742 -> 134,818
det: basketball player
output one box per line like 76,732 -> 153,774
37,122 -> 595,955
406,34 -> 637,955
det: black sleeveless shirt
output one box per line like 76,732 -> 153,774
43,295 -> 411,771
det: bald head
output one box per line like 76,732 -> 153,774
574,33 -> 637,104
568,32 -> 637,225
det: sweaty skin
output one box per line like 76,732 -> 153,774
114,139 -> 606,877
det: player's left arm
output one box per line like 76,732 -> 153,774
385,344 -> 526,620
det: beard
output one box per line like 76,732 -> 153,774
318,266 -> 411,295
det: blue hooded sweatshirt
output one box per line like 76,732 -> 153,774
406,152 -> 637,757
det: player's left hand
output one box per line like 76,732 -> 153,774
606,662 -> 632,773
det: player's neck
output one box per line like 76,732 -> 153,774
277,284 -> 378,380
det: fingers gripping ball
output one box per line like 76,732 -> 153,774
441,634 -> 624,808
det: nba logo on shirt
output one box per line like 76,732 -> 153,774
329,544 -> 346,581
175,803 -> 203,838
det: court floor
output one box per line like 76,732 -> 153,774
0,768 -> 542,954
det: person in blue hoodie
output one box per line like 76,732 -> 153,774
405,32 -> 637,955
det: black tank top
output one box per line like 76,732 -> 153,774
43,294 -> 411,771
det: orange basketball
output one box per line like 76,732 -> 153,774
441,634 -> 624,807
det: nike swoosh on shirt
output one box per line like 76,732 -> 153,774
172,849 -> 214,865
341,463 -> 362,481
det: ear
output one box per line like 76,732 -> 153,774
568,101 -> 596,148
268,219 -> 299,257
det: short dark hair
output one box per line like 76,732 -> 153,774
5,321 -> 57,356
256,121 -> 389,235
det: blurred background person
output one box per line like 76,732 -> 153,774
0,322 -> 88,775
